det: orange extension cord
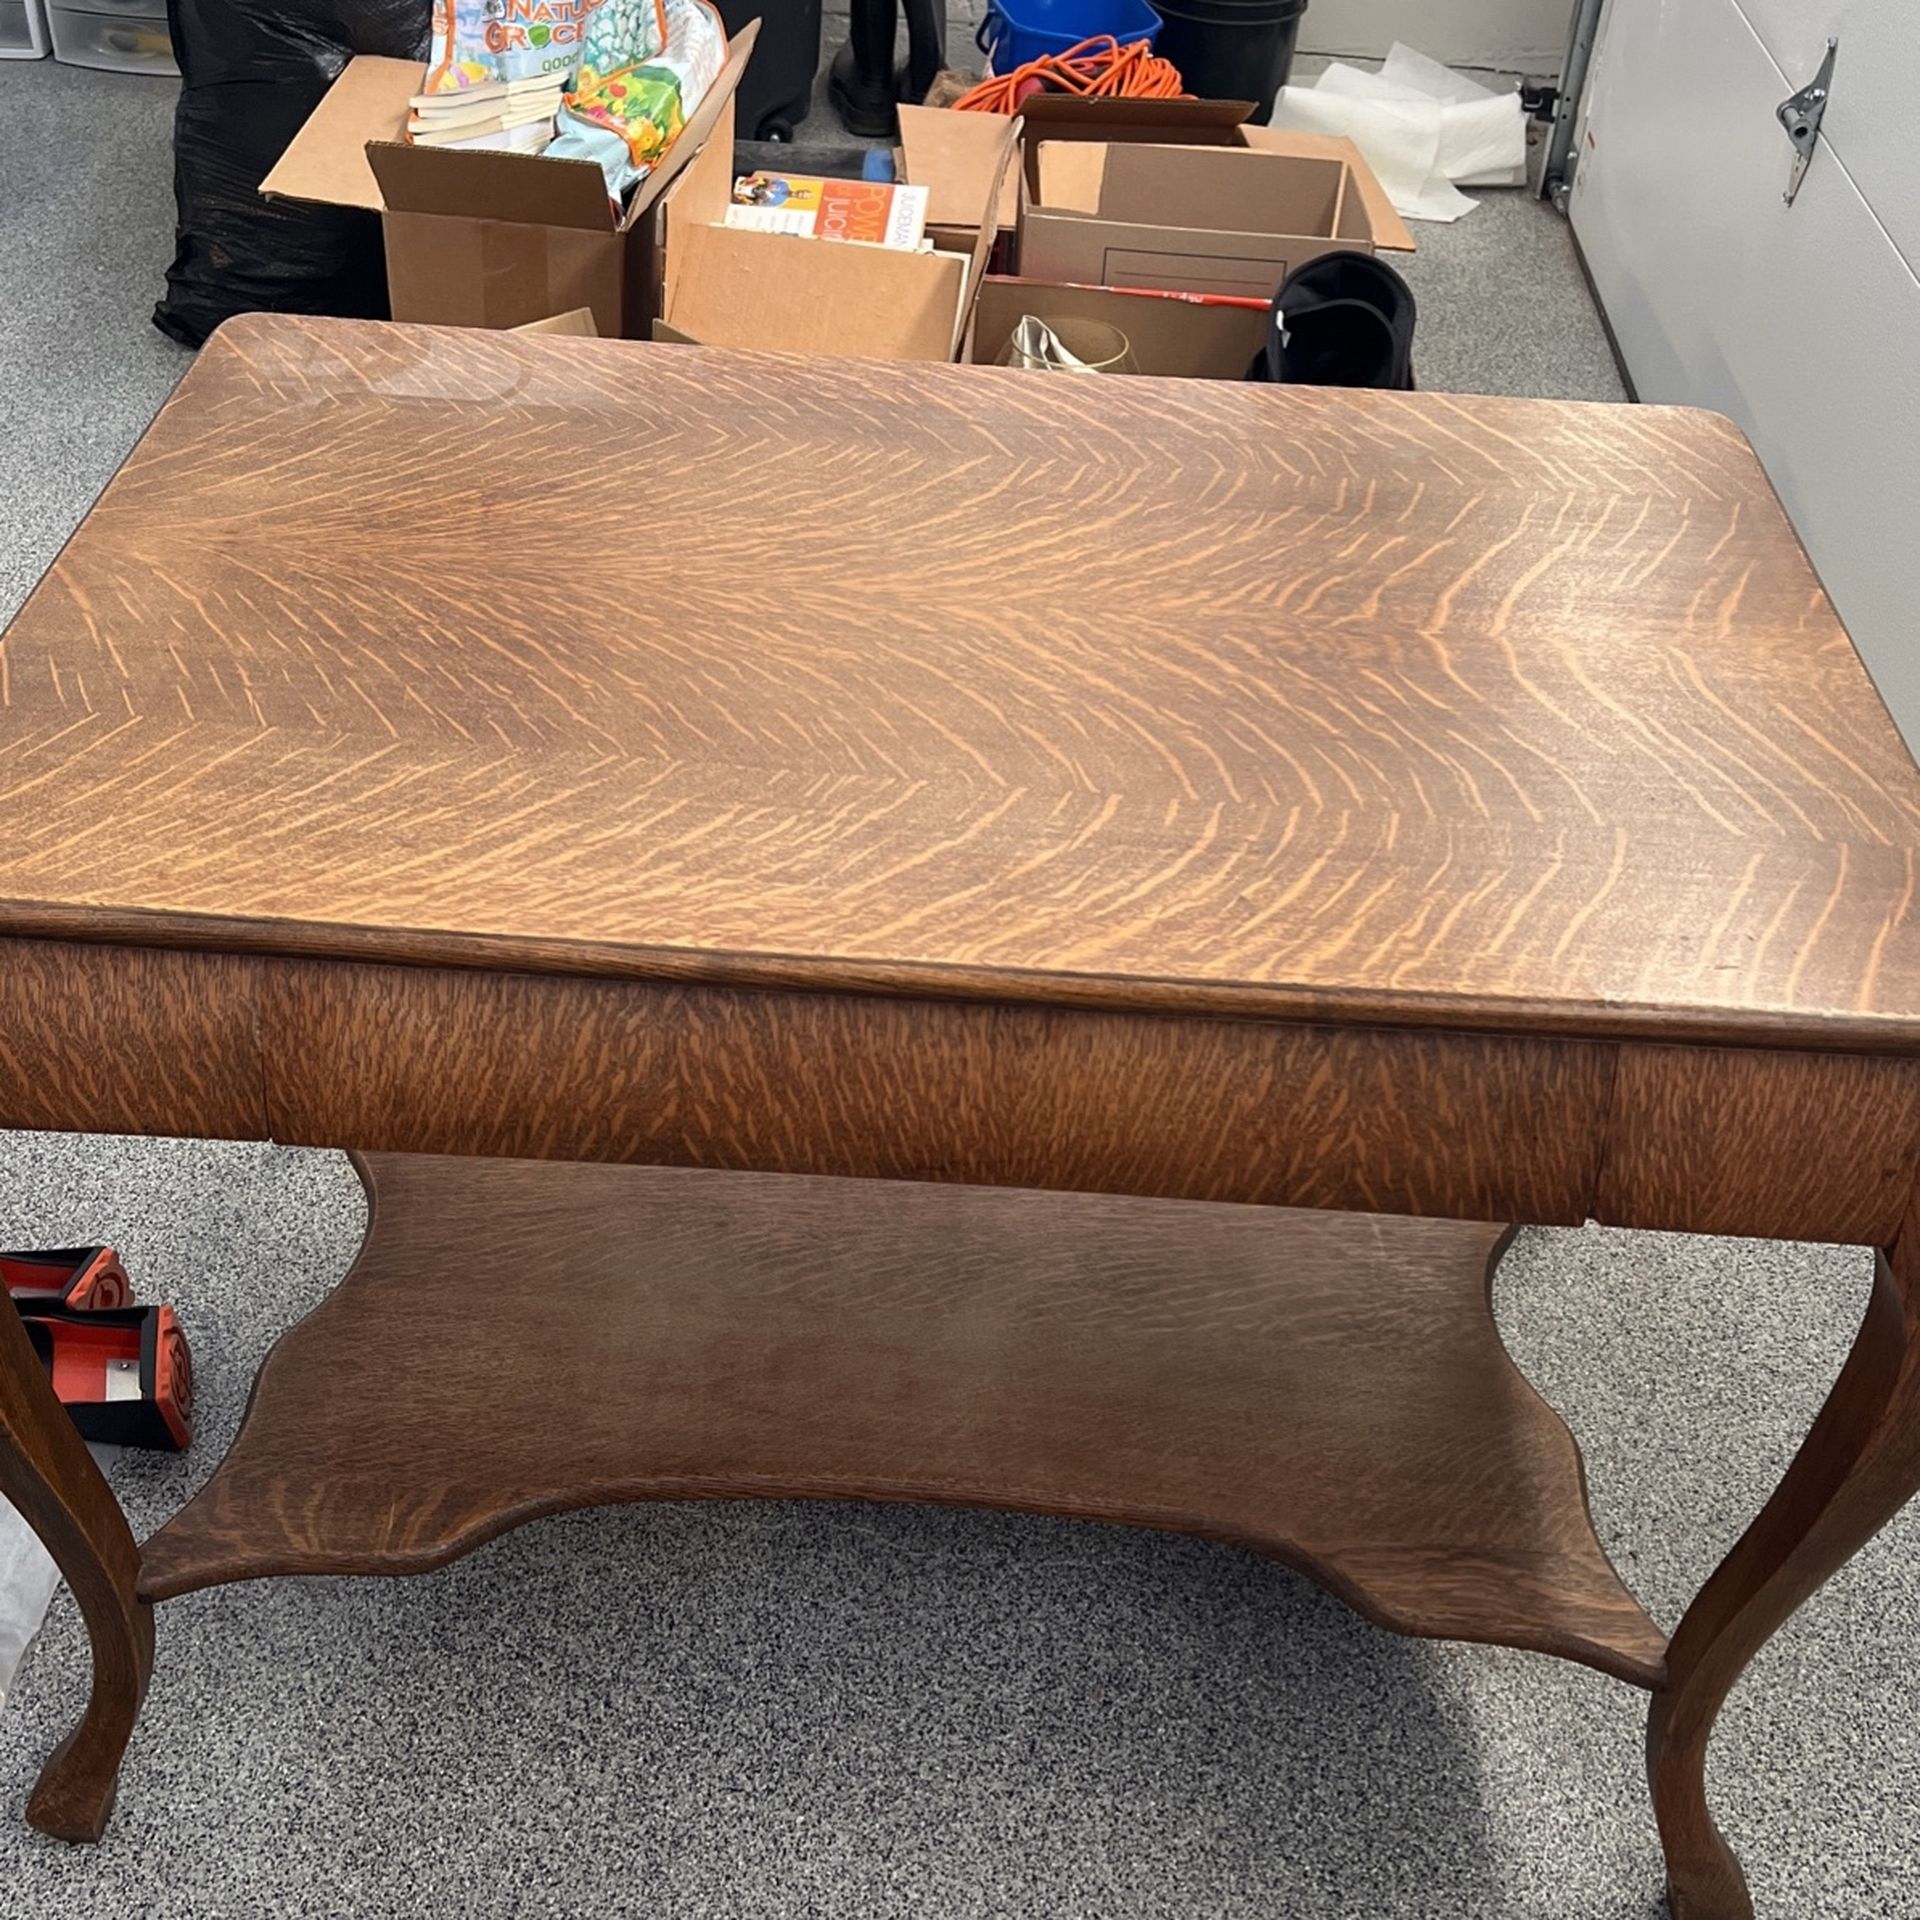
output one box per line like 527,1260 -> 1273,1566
953,35 -> 1185,113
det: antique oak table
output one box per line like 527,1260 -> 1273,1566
5,315 -> 1920,1918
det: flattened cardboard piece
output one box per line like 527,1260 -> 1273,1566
969,277 -> 1267,380
1239,124 -> 1416,252
1095,245 -> 1298,299
260,54 -> 416,213
513,307 -> 600,335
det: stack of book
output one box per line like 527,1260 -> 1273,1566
407,74 -> 567,152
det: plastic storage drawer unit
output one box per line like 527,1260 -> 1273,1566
0,0 -> 49,57
48,1 -> 175,69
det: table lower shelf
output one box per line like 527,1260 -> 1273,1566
139,1155 -> 1665,1688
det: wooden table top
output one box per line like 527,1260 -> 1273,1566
4,313 -> 1917,1051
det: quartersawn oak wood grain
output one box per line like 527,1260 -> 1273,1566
4,315 -> 1920,1913
0,939 -> 265,1142
138,1153 -> 1667,1688
1,315 -> 1918,1054
1598,1043 -> 1920,1245
1,924 -> 1908,1243
259,958 -> 1610,1224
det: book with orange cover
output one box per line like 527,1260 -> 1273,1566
724,174 -> 930,250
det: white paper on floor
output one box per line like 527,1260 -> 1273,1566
1267,42 -> 1528,222
0,1449 -> 115,1709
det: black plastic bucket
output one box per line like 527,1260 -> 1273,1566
1150,0 -> 1306,120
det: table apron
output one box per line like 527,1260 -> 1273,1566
3,938 -> 1917,1244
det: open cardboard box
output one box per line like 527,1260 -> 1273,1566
968,277 -> 1267,379
1021,140 -> 1381,298
259,23 -> 759,338
898,95 -> 1414,256
654,100 -> 1018,361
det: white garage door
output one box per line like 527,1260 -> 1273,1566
1570,0 -> 1920,745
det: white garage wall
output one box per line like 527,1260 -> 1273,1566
1298,0 -> 1572,70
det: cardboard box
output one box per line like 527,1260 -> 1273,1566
897,97 -> 1414,255
1020,141 -> 1382,299
968,277 -> 1267,380
260,25 -> 758,339
654,104 -> 1016,362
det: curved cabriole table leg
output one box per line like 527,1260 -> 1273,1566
72,1146 -> 1920,1911
0,1290 -> 153,1841
1650,1213 -> 1920,1920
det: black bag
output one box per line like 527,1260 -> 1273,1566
1245,250 -> 1417,390
154,0 -> 431,349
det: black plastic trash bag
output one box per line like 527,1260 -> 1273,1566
153,0 -> 431,348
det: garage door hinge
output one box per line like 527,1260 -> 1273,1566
1777,37 -> 1838,206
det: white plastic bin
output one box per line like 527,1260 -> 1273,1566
48,1 -> 176,70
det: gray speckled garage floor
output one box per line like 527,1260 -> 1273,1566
5,52 -> 1916,1920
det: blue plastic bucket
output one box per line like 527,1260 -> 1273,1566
977,0 -> 1161,74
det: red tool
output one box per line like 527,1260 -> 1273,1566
1,1246 -> 134,1314
4,1244 -> 195,1450
22,1304 -> 195,1452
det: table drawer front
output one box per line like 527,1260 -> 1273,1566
258,960 -> 1605,1224
0,938 -> 265,1141
1596,1043 -> 1920,1246
21,941 -> 1911,1245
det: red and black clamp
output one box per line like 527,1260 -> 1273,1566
1,1246 -> 134,1314
4,1247 -> 194,1451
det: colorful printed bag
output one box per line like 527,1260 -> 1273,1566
548,0 -> 728,198
422,0 -> 613,93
